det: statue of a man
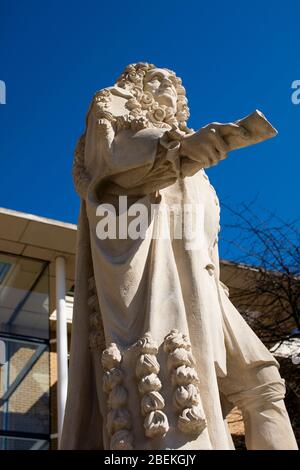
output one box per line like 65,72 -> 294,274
61,63 -> 297,450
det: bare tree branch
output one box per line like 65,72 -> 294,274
221,202 -> 300,345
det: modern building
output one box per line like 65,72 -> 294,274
0,208 -> 76,450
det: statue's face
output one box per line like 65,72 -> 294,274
143,68 -> 177,111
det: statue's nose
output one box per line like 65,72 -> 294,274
161,77 -> 172,87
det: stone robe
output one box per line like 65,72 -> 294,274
61,95 -> 297,450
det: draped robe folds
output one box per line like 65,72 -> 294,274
61,102 -> 298,450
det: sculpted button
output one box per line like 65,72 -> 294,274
205,263 -> 215,276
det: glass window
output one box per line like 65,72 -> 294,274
0,262 -> 11,283
0,436 -> 49,450
0,337 -> 50,435
0,252 -> 50,449
0,254 -> 49,339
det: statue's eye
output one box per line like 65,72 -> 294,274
150,74 -> 162,82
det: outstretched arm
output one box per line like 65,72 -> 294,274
178,110 -> 277,177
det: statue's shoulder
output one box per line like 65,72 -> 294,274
90,85 -> 133,123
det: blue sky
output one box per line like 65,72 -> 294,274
1,0 -> 299,259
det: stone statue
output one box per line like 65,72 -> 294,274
61,63 -> 298,450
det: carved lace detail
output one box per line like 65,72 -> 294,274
115,115 -> 149,133
164,329 -> 207,435
90,89 -> 117,155
88,275 -> 105,353
94,89 -> 111,108
72,133 -> 91,199
102,343 -> 134,450
93,89 -> 116,134
135,332 -> 169,438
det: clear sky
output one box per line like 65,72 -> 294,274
1,0 -> 299,259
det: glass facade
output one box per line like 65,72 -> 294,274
0,253 -> 50,450
0,435 -> 49,450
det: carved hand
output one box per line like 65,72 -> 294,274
180,122 -> 247,166
179,110 -> 277,175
